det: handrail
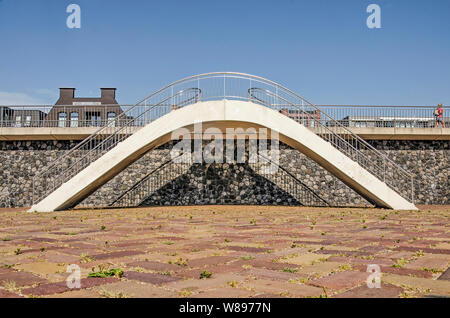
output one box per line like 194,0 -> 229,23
32,88 -> 201,203
254,153 -> 329,207
58,89 -> 200,180
32,72 -> 415,206
109,153 -> 188,207
248,87 -> 412,177
247,87 -> 414,201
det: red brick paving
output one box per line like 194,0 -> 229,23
333,283 -> 404,298
0,205 -> 448,298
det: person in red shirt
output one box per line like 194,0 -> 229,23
434,104 -> 445,128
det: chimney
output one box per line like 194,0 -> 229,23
101,88 -> 116,102
59,88 -> 75,100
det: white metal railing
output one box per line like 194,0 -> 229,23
31,72 -> 415,206
2,104 -> 447,129
250,153 -> 329,207
316,105 -> 449,128
108,153 -> 191,208
0,104 -> 135,128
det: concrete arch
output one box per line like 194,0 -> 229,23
29,100 -> 417,212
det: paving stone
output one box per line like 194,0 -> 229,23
0,289 -> 23,298
92,280 -> 176,298
297,262 -> 345,277
14,262 -> 66,277
394,246 -> 450,255
21,277 -> 118,296
404,255 -> 449,271
242,279 -> 324,297
308,271 -> 369,291
279,253 -> 328,266
189,287 -> 254,298
1,205 -> 449,297
333,283 -> 404,298
165,273 -> 247,291
127,260 -> 180,272
0,270 -> 47,287
383,274 -> 450,296
42,289 -> 101,298
352,264 -> 432,279
45,253 -> 81,264
245,268 -> 304,281
90,250 -> 144,260
187,256 -> 236,268
225,246 -> 270,253
124,271 -> 182,285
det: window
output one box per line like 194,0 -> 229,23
70,112 -> 79,128
25,115 -> 32,127
355,122 -> 367,128
15,116 -> 22,127
86,112 -> 101,127
107,112 -> 116,127
58,112 -> 67,128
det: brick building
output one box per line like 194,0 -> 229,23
45,88 -> 124,127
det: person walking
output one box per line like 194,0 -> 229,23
434,104 -> 445,128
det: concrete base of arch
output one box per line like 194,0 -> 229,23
29,100 -> 417,212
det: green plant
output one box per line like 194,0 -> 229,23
89,264 -> 123,278
2,280 -> 21,293
99,288 -> 130,298
228,280 -> 239,288
159,271 -> 172,276
422,267 -> 443,274
282,267 -> 299,273
172,258 -> 187,267
338,264 -> 352,271
240,255 -> 254,261
40,247 -> 46,252
179,289 -> 192,297
393,258 -> 408,268
199,270 -> 212,279
100,225 -> 106,231
14,248 -> 21,255
81,253 -> 95,263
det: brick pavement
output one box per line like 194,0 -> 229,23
0,205 -> 448,298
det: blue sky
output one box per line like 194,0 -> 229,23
0,0 -> 449,105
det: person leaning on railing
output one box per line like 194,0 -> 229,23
434,104 -> 446,128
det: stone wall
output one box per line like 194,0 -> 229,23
0,139 -> 448,208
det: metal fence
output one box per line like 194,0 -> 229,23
2,104 -> 448,129
316,105 -> 449,128
0,104 -> 136,128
